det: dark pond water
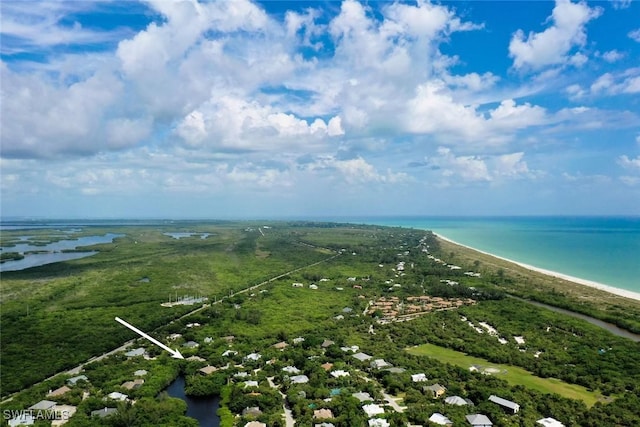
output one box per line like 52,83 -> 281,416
164,376 -> 220,427
514,297 -> 640,342
0,233 -> 123,272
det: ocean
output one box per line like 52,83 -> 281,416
353,216 -> 640,294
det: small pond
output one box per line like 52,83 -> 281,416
164,375 -> 220,427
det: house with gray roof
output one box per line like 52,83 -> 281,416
488,394 -> 520,414
28,400 -> 56,410
91,407 -> 118,418
352,352 -> 372,361
466,414 -> 493,427
124,347 -> 146,358
67,375 -> 88,385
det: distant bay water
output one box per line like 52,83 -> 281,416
352,216 -> 640,294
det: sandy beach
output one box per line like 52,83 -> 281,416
434,233 -> 640,303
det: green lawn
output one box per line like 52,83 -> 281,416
407,343 -> 602,406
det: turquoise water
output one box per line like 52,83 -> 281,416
355,217 -> 640,293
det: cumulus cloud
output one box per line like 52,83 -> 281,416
590,69 -> 640,95
303,155 -> 408,185
618,155 -> 640,170
509,0 -> 602,70
424,147 -> 534,184
629,28 -> 640,42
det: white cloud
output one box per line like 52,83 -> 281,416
590,69 -> 640,95
620,176 -> 640,186
304,155 -> 408,185
600,50 -> 624,63
426,147 -> 534,183
629,28 -> 640,42
618,155 -> 640,170
0,1 -> 133,55
509,0 -> 602,70
610,0 -> 632,9
174,96 -> 344,151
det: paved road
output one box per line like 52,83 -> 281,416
267,377 -> 296,427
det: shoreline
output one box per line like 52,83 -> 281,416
433,232 -> 640,303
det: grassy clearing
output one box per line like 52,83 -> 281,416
407,343 -> 602,407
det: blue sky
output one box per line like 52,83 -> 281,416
1,0 -> 639,218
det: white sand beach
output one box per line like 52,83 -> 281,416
434,233 -> 640,303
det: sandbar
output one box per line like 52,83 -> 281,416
434,233 -> 640,303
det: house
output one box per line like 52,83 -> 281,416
273,341 -> 288,350
91,407 -> 118,418
121,379 -> 144,390
342,307 -> 353,313
28,400 -> 57,410
411,373 -> 428,382
330,370 -> 350,378
429,413 -> 453,426
244,422 -> 267,427
50,404 -> 77,426
234,372 -> 249,378
362,403 -> 385,417
187,355 -> 206,362
222,335 -> 235,342
244,380 -> 259,388
353,352 -> 373,362
488,395 -> 520,414
134,370 -> 147,376
167,333 -> 182,340
321,362 -> 334,371
222,350 -> 237,357
352,391 -> 373,402
537,417 -> 565,427
290,375 -> 309,384
244,353 -> 261,361
445,395 -> 473,406
47,386 -> 71,397
282,366 -> 301,374
67,375 -> 88,386
293,336 -> 305,344
385,367 -> 405,374
466,414 -> 493,427
124,347 -> 146,357
8,413 -> 34,426
292,282 -> 304,287
368,419 -> 390,427
199,365 -> 218,375
424,383 -> 447,398
242,407 -> 262,417
106,392 -> 128,401
341,345 -> 359,353
370,359 -> 391,369
321,339 -> 335,348
309,284 -> 318,290
204,337 -> 213,343
313,408 -> 334,419
183,341 -> 199,348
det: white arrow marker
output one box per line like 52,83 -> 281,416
115,316 -> 184,359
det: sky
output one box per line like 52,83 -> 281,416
1,0 -> 639,219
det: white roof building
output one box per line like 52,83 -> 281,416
429,412 -> 453,425
368,418 -> 390,427
330,370 -> 350,378
537,417 -> 565,427
362,404 -> 385,417
411,373 -> 428,382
